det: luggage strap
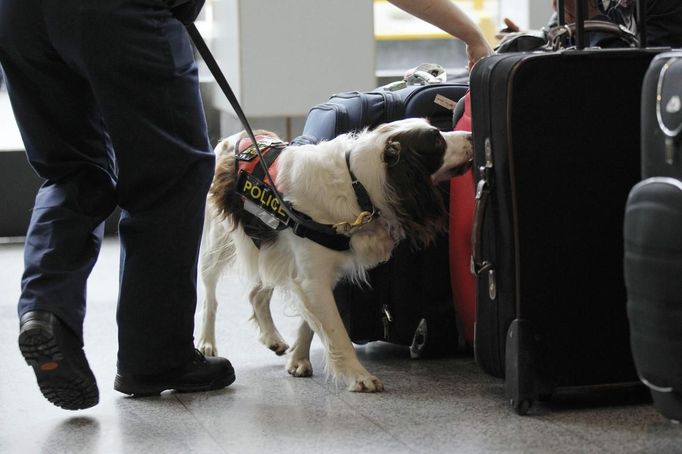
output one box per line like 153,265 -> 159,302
186,23 -> 376,251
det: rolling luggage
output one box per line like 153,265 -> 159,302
449,93 -> 477,347
623,51 -> 682,422
624,178 -> 682,423
469,0 -> 660,413
301,75 -> 468,357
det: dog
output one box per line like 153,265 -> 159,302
197,117 -> 472,392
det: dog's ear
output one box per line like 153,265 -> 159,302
383,140 -> 401,167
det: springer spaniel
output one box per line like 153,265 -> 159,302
198,118 -> 472,392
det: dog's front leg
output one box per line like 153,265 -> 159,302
197,221 -> 230,357
292,279 -> 384,392
286,319 -> 314,377
249,284 -> 289,356
197,269 -> 219,357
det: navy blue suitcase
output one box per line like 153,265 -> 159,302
300,81 -> 468,357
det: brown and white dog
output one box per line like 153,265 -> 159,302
197,118 -> 472,392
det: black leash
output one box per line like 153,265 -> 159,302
185,23 -> 358,250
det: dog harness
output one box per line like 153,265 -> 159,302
234,136 -> 379,251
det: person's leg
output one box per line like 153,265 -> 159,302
0,0 -> 117,410
46,0 -> 215,374
0,0 -> 117,342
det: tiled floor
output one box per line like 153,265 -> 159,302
0,239 -> 680,454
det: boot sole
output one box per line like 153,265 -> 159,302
19,320 -> 99,410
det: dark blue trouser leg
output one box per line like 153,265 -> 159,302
0,0 -> 214,374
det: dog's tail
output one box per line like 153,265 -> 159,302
208,142 -> 241,224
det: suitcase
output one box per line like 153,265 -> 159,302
449,93 -> 477,347
301,78 -> 468,357
469,0 -> 660,413
624,178 -> 682,423
623,51 -> 682,422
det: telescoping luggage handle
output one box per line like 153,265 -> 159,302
555,0 -> 647,49
470,0 -> 648,282
546,20 -> 638,51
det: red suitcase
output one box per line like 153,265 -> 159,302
449,92 -> 476,346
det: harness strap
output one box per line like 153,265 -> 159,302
252,144 -> 285,184
345,150 -> 377,215
287,212 -> 351,251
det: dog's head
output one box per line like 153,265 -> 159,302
209,129 -> 282,221
360,118 -> 472,248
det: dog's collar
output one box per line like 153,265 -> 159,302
332,150 -> 380,234
281,150 -> 379,249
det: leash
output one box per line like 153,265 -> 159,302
185,23 -> 371,251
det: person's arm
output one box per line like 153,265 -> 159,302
387,0 -> 493,70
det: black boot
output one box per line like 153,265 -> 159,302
114,349 -> 235,396
19,311 -> 99,410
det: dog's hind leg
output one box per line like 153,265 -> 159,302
286,320 -> 314,377
249,284 -> 290,356
292,279 -> 384,392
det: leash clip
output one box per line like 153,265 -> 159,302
333,210 -> 375,234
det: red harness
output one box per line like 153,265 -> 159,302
235,135 -> 285,187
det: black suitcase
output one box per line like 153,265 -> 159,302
300,79 -> 468,357
623,51 -> 682,422
624,178 -> 682,423
469,0 -> 661,413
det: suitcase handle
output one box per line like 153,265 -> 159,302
556,0 -> 646,49
471,138 -> 493,276
547,20 -> 639,51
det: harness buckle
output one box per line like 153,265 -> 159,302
333,210 -> 375,234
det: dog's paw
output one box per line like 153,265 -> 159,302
197,340 -> 218,357
259,333 -> 290,356
349,375 -> 384,393
286,359 -> 313,377
268,341 -> 290,356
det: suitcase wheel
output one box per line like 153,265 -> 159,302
505,319 -> 537,416
510,398 -> 532,416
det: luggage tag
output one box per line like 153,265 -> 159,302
434,94 -> 457,111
